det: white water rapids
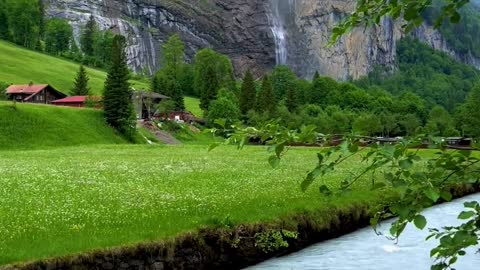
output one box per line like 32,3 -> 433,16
248,193 -> 480,270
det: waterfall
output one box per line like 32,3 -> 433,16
268,0 -> 295,66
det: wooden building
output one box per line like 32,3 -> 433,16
132,91 -> 170,120
50,96 -> 102,108
6,84 -> 66,104
446,137 -> 472,150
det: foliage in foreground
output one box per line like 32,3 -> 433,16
211,123 -> 480,270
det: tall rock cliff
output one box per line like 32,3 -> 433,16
44,0 -> 480,80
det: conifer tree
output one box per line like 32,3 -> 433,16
103,35 -> 136,140
81,15 -> 96,56
239,70 -> 256,115
37,0 -> 45,39
286,83 -> 297,112
256,75 -> 276,115
71,65 -> 90,96
0,0 -> 9,40
313,71 -> 320,80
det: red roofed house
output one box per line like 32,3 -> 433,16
6,84 -> 66,104
50,96 -> 102,108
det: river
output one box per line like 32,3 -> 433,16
248,193 -> 480,270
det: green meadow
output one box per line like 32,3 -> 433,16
0,144 -> 389,265
0,102 -> 126,150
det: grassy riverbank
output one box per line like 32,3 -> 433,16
0,145 -> 458,268
0,144 -> 401,266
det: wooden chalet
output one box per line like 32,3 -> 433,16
50,96 -> 102,108
6,84 -> 66,104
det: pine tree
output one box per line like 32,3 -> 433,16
286,83 -> 297,112
103,35 -> 136,140
239,70 -> 256,115
71,65 -> 90,96
81,15 -> 96,56
313,71 -> 320,81
256,75 -> 276,115
37,0 -> 45,39
0,0 -> 9,40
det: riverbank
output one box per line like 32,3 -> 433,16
4,182 -> 479,270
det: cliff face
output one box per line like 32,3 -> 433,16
44,0 -> 480,80
44,0 -> 274,76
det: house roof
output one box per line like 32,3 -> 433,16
6,84 -> 48,94
51,96 -> 102,103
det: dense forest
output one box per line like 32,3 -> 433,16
152,34 -> 480,138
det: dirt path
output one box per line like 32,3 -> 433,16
139,121 -> 181,145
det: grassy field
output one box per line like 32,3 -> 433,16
0,144 -> 385,265
0,102 -> 126,149
0,41 -> 201,115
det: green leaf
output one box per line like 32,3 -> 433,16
372,182 -> 387,190
275,143 -> 285,158
450,11 -> 461,23
268,155 -> 281,168
458,211 -> 475,220
464,201 -> 478,209
319,185 -> 332,196
440,190 -> 452,202
424,188 -> 440,203
399,159 -> 413,170
301,167 -> 322,192
413,215 -> 427,230
208,142 -> 221,152
214,119 -> 226,129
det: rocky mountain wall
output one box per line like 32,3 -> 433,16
44,0 -> 480,80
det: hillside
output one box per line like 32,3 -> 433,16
0,41 -> 149,94
0,102 -> 127,150
0,41 -> 202,116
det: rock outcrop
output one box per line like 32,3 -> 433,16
44,0 -> 480,80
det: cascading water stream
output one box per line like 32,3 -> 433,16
268,0 -> 295,66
